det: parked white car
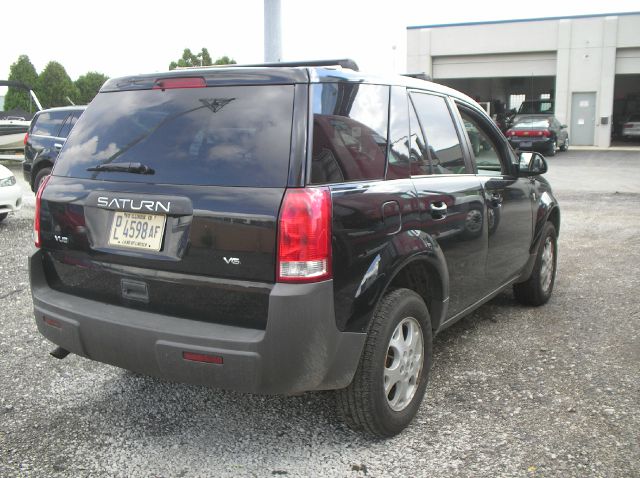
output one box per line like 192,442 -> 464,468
0,164 -> 22,222
622,114 -> 640,140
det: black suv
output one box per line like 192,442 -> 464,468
30,60 -> 560,437
23,106 -> 85,192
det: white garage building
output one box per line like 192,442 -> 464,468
407,12 -> 640,148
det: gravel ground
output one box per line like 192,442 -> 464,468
1,152 -> 639,477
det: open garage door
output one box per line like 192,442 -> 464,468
436,76 -> 555,132
432,52 -> 556,79
613,49 -> 640,145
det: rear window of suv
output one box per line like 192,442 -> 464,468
53,85 -> 295,187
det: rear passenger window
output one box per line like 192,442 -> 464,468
58,112 -> 81,138
310,83 -> 389,184
410,93 -> 467,174
31,111 -> 68,137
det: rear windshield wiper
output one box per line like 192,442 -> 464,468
86,162 -> 155,174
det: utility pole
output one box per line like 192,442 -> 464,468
264,0 -> 282,62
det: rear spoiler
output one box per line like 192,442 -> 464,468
0,80 -> 43,111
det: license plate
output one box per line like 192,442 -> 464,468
520,142 -> 532,148
108,211 -> 166,251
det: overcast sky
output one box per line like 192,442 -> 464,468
1,0 -> 638,94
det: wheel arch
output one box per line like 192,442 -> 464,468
384,256 -> 449,332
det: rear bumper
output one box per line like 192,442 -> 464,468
22,161 -> 32,183
30,250 -> 365,394
509,137 -> 554,152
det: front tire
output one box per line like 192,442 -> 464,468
513,222 -> 557,306
559,137 -> 569,152
337,288 -> 432,437
0,212 -> 7,222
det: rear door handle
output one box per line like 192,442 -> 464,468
54,143 -> 63,150
430,202 -> 447,219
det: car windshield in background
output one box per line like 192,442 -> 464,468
514,119 -> 550,129
53,85 -> 295,187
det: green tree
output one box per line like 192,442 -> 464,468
169,48 -> 236,70
214,55 -> 236,65
3,55 -> 39,112
37,61 -> 78,108
201,48 -> 213,66
75,71 -> 109,104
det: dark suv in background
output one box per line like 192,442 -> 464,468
23,106 -> 85,192
30,60 -> 560,437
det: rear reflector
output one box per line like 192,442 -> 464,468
153,77 -> 206,90
24,132 -> 29,145
34,174 -> 51,248
182,351 -> 223,364
277,187 -> 332,283
43,316 -> 61,328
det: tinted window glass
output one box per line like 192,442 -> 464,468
54,86 -> 294,187
459,110 -> 503,174
408,101 -> 430,176
58,112 -> 81,138
32,111 -> 68,136
410,93 -> 467,174
310,83 -> 389,184
387,87 -> 410,180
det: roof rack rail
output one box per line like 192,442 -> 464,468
402,72 -> 432,81
176,59 -> 359,72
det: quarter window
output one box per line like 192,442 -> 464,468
410,93 -> 467,175
31,111 -> 68,137
310,83 -> 389,184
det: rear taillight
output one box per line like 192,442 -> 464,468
506,129 -> 514,136
541,130 -> 551,137
623,123 -> 633,128
34,174 -> 51,248
511,130 -> 550,137
23,133 -> 29,145
277,187 -> 332,283
153,77 -> 206,90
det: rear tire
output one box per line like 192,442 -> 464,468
337,288 -> 432,438
546,141 -> 557,157
33,168 -> 51,193
514,222 -> 557,306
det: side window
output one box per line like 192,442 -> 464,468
459,110 -> 504,175
386,87 -> 410,180
410,93 -> 467,174
57,114 -> 77,139
408,101 -> 430,175
310,83 -> 389,184
31,111 -> 68,137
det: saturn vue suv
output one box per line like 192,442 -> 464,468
30,60 -> 560,437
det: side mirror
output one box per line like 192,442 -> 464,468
561,124 -> 568,129
518,151 -> 548,176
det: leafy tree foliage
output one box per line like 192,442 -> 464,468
37,62 -> 78,108
214,56 -> 236,65
75,72 -> 109,104
169,48 -> 236,70
3,55 -> 39,112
